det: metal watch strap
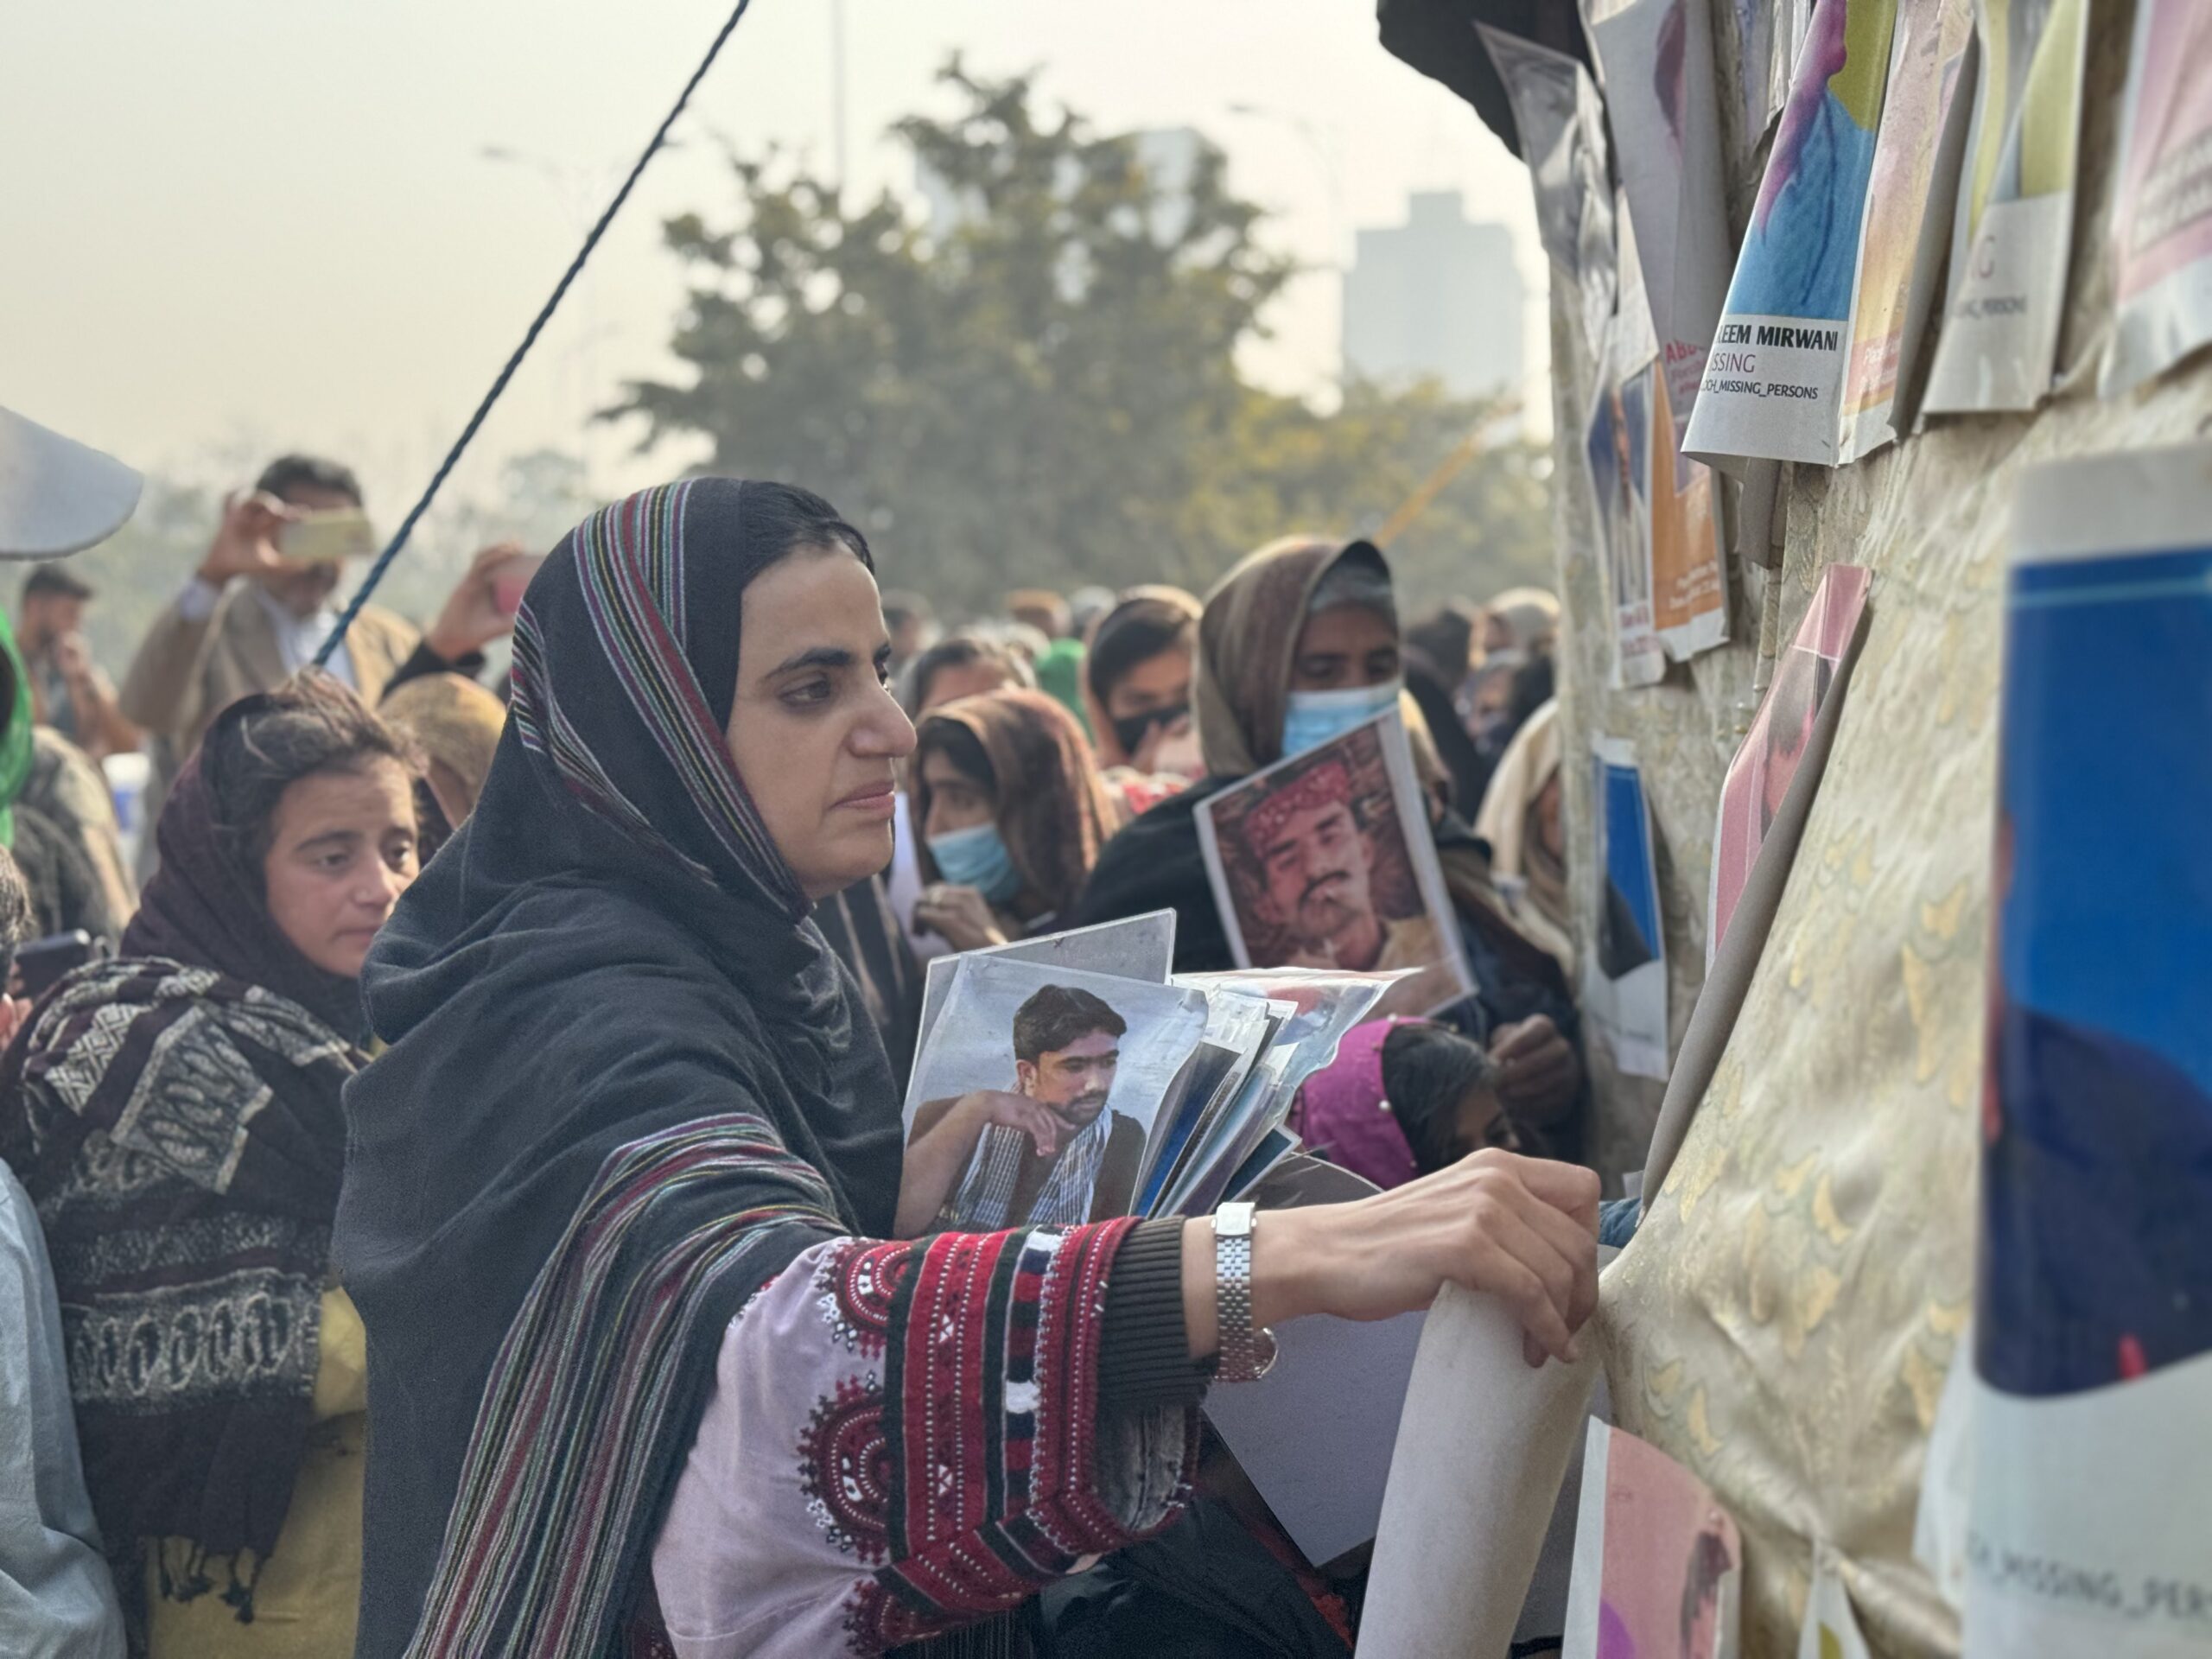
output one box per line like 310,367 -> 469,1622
1212,1202 -> 1279,1383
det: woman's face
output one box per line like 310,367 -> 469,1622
723,548 -> 917,901
263,758 -> 420,977
919,747 -> 995,839
1289,605 -> 1401,692
1102,644 -> 1192,724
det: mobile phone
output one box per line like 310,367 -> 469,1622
491,552 -> 546,616
276,507 -> 377,566
12,931 -> 101,998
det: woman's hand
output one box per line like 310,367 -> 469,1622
913,884 -> 1009,952
1182,1149 -> 1601,1370
1490,1015 -> 1580,1122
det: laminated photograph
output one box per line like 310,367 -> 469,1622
1707,563 -> 1872,965
1588,337 -> 1669,688
1586,738 -> 1670,1080
1560,1422 -> 1743,1659
2099,0 -> 2212,397
1585,0 -> 1733,449
1967,444 -> 2212,1659
1683,0 -> 1900,468
912,908 -> 1178,1055
899,956 -> 1209,1231
1195,709 -> 1471,1016
1920,0 -> 2089,413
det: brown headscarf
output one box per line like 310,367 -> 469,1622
913,688 -> 1127,922
911,685 -> 1123,925
378,672 -> 505,846
1471,699 -> 1573,971
1194,536 -> 1391,777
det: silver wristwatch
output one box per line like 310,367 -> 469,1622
1212,1201 -> 1280,1383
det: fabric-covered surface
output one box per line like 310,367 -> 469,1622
1503,9 -> 2208,1656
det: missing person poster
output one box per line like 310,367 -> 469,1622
2099,0 -> 2212,398
1684,0 -> 1900,468
1195,709 -> 1471,1016
900,957 -> 1209,1231
1560,1421 -> 1742,1659
1586,0 -> 1735,447
1920,0 -> 2090,414
1649,357 -> 1732,661
1967,445 -> 2212,1658
1836,0 -> 1979,460
1707,563 -> 1872,965
1480,24 -> 1620,362
1586,737 -> 1670,1079
1589,341 -> 1669,688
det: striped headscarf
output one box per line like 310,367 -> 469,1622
336,479 -> 907,1659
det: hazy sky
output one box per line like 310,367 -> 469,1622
5,0 -> 1546,522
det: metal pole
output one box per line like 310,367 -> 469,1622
831,0 -> 849,196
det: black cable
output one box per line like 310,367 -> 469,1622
314,0 -> 754,666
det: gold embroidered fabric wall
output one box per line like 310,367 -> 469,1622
1540,6 -> 2211,1654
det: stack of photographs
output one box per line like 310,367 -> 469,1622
898,912 -> 1395,1234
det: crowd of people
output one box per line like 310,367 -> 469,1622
1,427 -> 1604,1659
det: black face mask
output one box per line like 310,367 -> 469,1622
1111,703 -> 1189,759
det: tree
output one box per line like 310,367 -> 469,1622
619,63 -> 1551,615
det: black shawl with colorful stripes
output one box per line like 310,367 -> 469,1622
334,480 -> 906,1657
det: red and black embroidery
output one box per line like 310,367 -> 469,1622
817,1237 -> 909,1357
798,1377 -> 893,1564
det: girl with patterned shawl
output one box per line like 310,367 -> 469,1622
0,673 -> 423,1656
331,480 -> 1608,1659
908,688 -> 1128,951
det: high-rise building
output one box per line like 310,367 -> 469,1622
1343,190 -> 1524,399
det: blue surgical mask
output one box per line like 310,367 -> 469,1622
927,822 -> 1022,905
1281,680 -> 1402,759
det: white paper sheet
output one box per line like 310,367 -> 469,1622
1355,1287 -> 1602,1658
1204,1309 -> 1429,1570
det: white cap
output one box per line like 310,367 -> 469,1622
0,406 -> 143,559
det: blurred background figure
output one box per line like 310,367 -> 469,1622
16,564 -> 139,763
1474,698 -> 1571,973
910,688 -> 1127,951
902,628 -> 1037,717
1007,587 -> 1073,640
1479,585 -> 1560,656
377,672 -> 507,858
1067,583 -> 1117,644
1084,584 -> 1204,781
879,588 -> 939,681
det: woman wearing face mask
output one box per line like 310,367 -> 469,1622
1076,536 -> 1586,1135
911,688 -> 1125,953
0,674 -> 420,1657
330,482 -> 1599,1659
1083,585 -> 1204,780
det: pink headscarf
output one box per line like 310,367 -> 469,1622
1290,1017 -> 1427,1191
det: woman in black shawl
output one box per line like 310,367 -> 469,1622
333,480 -> 1600,1659
0,673 -> 421,1654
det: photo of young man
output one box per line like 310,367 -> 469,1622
1237,756 -> 1440,975
901,983 -> 1147,1230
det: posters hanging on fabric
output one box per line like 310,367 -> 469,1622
2099,0 -> 2212,397
1588,334 -> 1669,688
1837,0 -> 1980,460
1194,709 -> 1472,1015
1707,563 -> 1872,965
1586,0 -> 1735,447
1586,737 -> 1670,1078
1967,444 -> 2212,1659
1684,0 -> 1900,468
1648,356 -> 1732,661
1479,24 -> 1620,365
1919,0 -> 2090,413
899,956 -> 1209,1231
1560,1421 -> 1743,1659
